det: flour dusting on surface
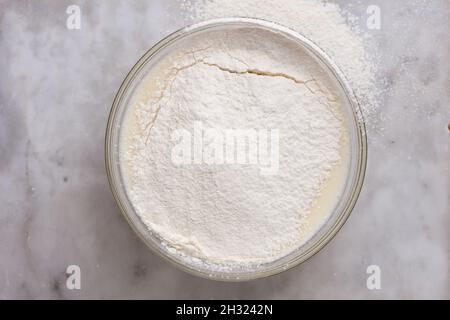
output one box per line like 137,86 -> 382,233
180,0 -> 382,126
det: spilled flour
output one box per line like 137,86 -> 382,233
180,0 -> 380,122
120,25 -> 351,267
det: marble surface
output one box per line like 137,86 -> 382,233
0,0 -> 448,299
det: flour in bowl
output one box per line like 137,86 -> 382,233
120,25 -> 351,268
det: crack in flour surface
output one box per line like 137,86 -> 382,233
120,25 -> 351,269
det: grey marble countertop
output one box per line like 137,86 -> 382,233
0,1 -> 448,299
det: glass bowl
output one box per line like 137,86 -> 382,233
105,18 -> 367,281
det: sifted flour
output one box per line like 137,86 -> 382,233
180,0 -> 380,123
120,25 -> 351,267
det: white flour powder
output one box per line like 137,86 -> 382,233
180,0 -> 380,122
121,26 -> 350,267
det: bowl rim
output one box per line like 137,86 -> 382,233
105,17 -> 368,281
